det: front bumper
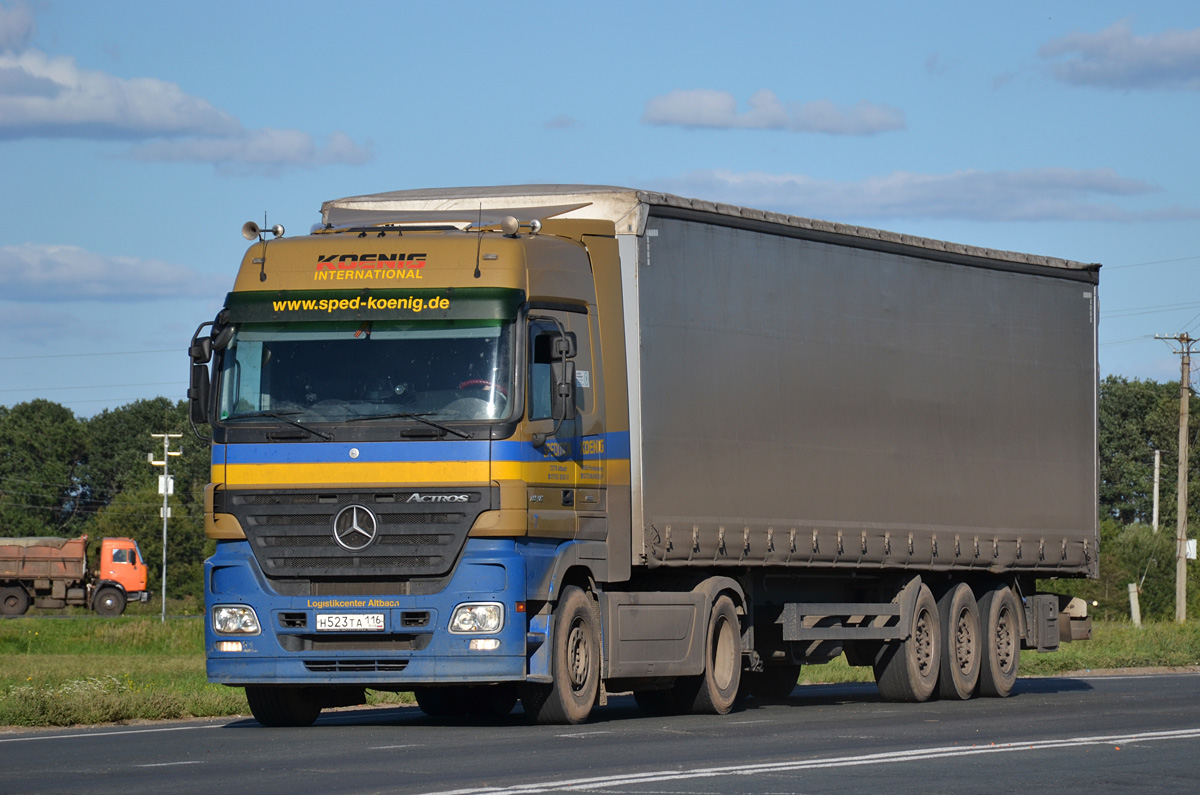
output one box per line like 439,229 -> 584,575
205,537 -> 531,686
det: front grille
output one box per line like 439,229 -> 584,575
225,488 -> 495,580
282,556 -> 438,569
280,634 -> 432,652
304,659 -> 410,673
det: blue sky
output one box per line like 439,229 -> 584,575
1,0 -> 1198,416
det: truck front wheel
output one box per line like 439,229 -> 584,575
520,585 -> 599,724
0,586 -> 30,616
93,588 -> 126,617
245,686 -> 322,727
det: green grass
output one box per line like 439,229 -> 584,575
0,616 -> 411,727
1,618 -> 1197,727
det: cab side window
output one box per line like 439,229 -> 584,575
111,549 -> 129,564
528,322 -> 575,421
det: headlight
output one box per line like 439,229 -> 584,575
212,605 -> 261,635
449,602 -> 503,634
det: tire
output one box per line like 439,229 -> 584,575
936,583 -> 981,700
744,663 -> 802,702
0,586 -> 30,616
414,686 -> 467,717
245,686 -> 322,727
977,584 -> 1020,698
633,688 -> 683,717
520,586 -> 600,724
674,595 -> 742,715
93,588 -> 126,617
874,583 -> 940,702
464,684 -> 518,717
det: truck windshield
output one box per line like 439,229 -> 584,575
216,319 -> 514,424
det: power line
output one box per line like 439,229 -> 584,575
0,381 -> 180,394
1107,255 -> 1200,270
1102,301 -> 1200,319
1099,335 -> 1155,347
0,349 -> 176,362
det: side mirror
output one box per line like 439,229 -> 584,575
189,337 -> 212,364
188,364 -> 211,425
552,361 -> 577,422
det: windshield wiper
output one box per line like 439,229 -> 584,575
224,410 -> 333,441
345,411 -> 471,439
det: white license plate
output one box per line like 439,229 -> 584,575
316,613 -> 385,631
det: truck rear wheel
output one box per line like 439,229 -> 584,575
936,583 -> 980,700
520,586 -> 599,724
674,594 -> 741,715
0,586 -> 30,616
874,583 -> 940,702
245,686 -> 322,727
93,588 -> 125,617
977,584 -> 1019,697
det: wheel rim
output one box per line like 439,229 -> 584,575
566,617 -> 591,693
914,607 -> 934,677
712,615 -> 735,690
994,606 -> 1015,673
954,607 -> 976,674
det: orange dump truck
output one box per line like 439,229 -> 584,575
0,535 -> 150,616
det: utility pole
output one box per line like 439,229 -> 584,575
1153,449 -> 1161,533
1156,333 -> 1196,623
149,433 -> 183,623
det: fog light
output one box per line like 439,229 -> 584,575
469,638 -> 501,651
215,640 -> 244,652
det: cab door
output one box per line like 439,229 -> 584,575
524,310 -> 584,537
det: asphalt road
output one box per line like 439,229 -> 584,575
2,673 -> 1198,795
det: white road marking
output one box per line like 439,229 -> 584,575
556,731 -> 612,738
0,724 -> 223,743
370,744 -> 421,750
136,761 -> 206,768
418,727 -> 1200,794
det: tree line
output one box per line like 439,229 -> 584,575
0,398 -> 210,602
1,376 -> 1199,617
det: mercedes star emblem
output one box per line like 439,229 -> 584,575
333,504 -> 378,551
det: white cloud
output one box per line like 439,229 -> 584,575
0,243 -> 227,302
0,1 -> 34,53
1039,19 -> 1200,90
652,168 -> 1200,223
544,114 -> 581,130
0,50 -> 240,139
642,89 -> 905,135
0,4 -> 372,175
127,129 -> 373,176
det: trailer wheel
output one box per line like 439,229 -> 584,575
93,588 -> 125,617
0,586 -> 30,616
520,585 -> 599,724
977,584 -> 1019,698
936,583 -> 980,700
245,686 -> 321,727
675,594 -> 741,715
874,583 -> 940,702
